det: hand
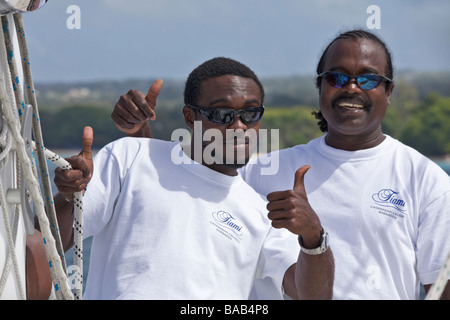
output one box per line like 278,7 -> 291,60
266,165 -> 322,248
54,126 -> 94,200
111,79 -> 163,136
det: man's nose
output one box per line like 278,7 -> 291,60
343,78 -> 362,93
228,115 -> 248,130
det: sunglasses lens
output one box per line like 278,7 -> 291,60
203,109 -> 233,124
357,75 -> 381,90
202,107 -> 264,124
325,73 -> 348,88
242,107 -> 264,123
323,72 -> 385,90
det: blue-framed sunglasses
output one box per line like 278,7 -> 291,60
186,105 -> 265,124
318,71 -> 392,90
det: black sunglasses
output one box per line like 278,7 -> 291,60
318,71 -> 392,90
186,105 -> 265,124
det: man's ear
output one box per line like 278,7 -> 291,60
386,82 -> 394,106
183,105 -> 195,129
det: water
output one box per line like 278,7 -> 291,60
433,159 -> 450,175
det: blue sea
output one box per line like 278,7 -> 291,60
44,152 -> 449,298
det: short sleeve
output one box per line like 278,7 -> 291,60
251,228 -> 299,299
82,145 -> 121,238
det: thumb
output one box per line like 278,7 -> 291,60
145,79 -> 163,120
293,165 -> 310,192
80,126 -> 93,159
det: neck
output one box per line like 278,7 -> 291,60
325,130 -> 386,151
186,143 -> 239,176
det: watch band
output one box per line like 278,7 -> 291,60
298,228 -> 329,255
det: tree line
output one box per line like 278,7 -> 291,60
38,72 -> 450,157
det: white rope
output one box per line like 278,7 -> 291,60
31,142 -> 83,300
425,251 -> 450,300
0,166 -> 25,299
13,13 -> 68,273
0,18 -> 73,300
0,114 -> 25,299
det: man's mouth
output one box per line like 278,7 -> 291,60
336,101 -> 365,109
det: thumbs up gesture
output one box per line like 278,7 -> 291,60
54,126 -> 94,201
266,165 -> 323,248
111,79 -> 163,137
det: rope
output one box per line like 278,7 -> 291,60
0,113 -> 25,299
425,251 -> 450,300
31,142 -> 84,300
0,14 -> 73,300
12,13 -> 67,273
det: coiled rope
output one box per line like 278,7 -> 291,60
0,12 -> 84,300
11,14 -> 68,272
0,110 -> 25,299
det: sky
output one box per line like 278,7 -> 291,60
17,0 -> 450,83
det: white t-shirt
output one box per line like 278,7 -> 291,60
82,137 -> 297,300
242,134 -> 450,300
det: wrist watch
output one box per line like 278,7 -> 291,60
298,228 -> 329,255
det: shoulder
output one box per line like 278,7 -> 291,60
390,137 -> 447,176
388,137 -> 450,195
102,137 -> 174,156
96,138 -> 177,168
240,137 -> 323,194
243,136 -> 321,177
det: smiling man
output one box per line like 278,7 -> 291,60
315,32 -> 394,150
244,30 -> 450,299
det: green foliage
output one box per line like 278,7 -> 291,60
40,104 -> 123,149
382,78 -> 420,138
400,93 -> 450,156
36,72 -> 450,157
260,106 -> 323,150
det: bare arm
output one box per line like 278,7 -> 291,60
283,247 -> 334,300
111,79 -> 163,138
267,165 -> 335,299
53,192 -> 75,252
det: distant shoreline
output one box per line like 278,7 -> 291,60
47,148 -> 100,157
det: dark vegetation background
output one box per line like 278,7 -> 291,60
37,71 -> 450,158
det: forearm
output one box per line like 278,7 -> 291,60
53,192 -> 75,252
295,249 -> 334,299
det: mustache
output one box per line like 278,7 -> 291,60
332,94 -> 371,109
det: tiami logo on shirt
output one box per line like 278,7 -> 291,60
371,188 -> 407,213
211,211 -> 244,242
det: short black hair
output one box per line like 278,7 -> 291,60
312,29 -> 394,132
184,57 -> 264,106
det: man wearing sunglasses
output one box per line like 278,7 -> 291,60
113,30 -> 449,300
243,29 -> 450,300
52,57 -> 334,300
